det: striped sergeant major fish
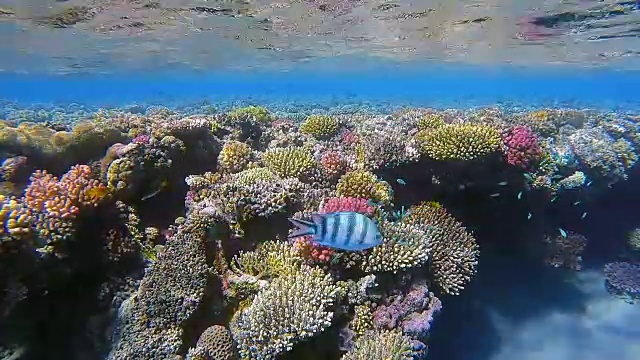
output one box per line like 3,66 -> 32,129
288,211 -> 383,251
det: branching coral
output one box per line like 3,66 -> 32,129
0,165 -> 109,256
359,129 -> 420,170
401,202 -> 479,295
108,215 -> 212,359
542,231 -> 587,271
227,106 -> 273,123
373,282 -> 442,338
416,113 -> 445,131
218,141 -> 254,173
604,261 -> 640,302
231,264 -> 340,359
340,329 -> 417,360
502,125 -> 542,170
415,123 -> 502,161
300,114 -> 340,139
261,146 -> 317,180
360,221 -> 431,274
336,170 -> 393,205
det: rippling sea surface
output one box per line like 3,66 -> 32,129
1,1 -> 640,360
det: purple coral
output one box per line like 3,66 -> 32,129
604,261 -> 640,301
373,283 -> 442,338
502,125 -> 542,170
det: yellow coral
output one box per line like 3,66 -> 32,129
350,304 -> 374,336
233,167 -> 278,186
230,241 -> 304,279
416,113 -> 445,131
228,106 -> 273,123
415,123 -> 502,161
336,170 -> 393,204
261,146 -> 316,179
218,141 -> 253,174
299,115 -> 339,139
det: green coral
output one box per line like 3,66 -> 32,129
231,264 -> 340,359
415,123 -> 502,161
228,106 -> 273,123
230,241 -> 305,279
218,141 -> 253,173
232,167 -> 278,186
341,329 -> 416,360
261,146 -> 316,179
401,202 -> 479,295
416,113 -> 445,131
360,221 -> 431,274
336,170 -> 393,204
299,115 -> 340,139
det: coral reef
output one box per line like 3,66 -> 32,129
415,123 -> 502,161
542,232 -> 588,271
603,262 -> 640,303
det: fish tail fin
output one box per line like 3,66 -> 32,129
288,218 -> 316,238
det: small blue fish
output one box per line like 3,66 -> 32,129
396,178 -> 407,185
581,212 -> 588,219
572,201 -> 581,206
559,228 -> 567,238
288,211 -> 383,251
527,212 -> 532,220
586,180 -> 593,186
489,193 -> 501,197
550,195 -> 558,202
517,191 -> 523,200
498,181 -> 508,186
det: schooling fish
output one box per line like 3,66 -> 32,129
581,212 -> 588,219
396,178 -> 407,185
527,212 -> 532,220
517,191 -> 523,200
559,228 -> 567,238
288,211 -> 383,251
497,181 -> 508,186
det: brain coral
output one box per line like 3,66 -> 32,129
299,115 -> 340,139
416,123 -> 502,161
401,202 -> 479,295
231,264 -> 340,359
341,329 -> 416,360
191,325 -> 237,360
261,146 -> 317,179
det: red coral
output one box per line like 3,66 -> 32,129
502,126 -> 542,170
319,196 -> 374,215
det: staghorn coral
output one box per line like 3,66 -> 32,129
300,115 -> 340,139
230,240 -> 305,280
401,202 -> 479,295
187,325 -> 237,360
340,329 -> 417,360
0,165 -> 109,256
336,170 -> 393,205
415,123 -> 502,161
108,214 -> 212,359
218,141 -> 254,174
360,221 -> 431,274
502,125 -> 543,170
350,304 -> 375,336
542,231 -> 587,271
603,261 -> 640,302
261,146 -> 317,180
231,264 -> 340,359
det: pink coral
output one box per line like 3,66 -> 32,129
341,130 -> 358,146
320,151 -> 346,178
319,196 -> 374,215
502,125 -> 542,170
132,134 -> 150,144
292,236 -> 335,263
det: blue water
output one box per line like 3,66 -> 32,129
1,63 -> 639,111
